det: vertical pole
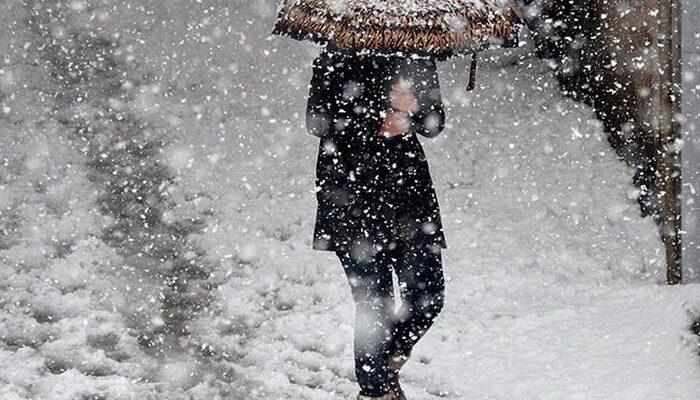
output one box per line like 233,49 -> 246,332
658,0 -> 683,284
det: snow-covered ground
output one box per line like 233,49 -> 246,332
1,1 -> 699,399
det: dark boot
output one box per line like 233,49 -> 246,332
387,354 -> 410,400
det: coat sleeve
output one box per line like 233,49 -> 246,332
306,53 -> 335,137
399,59 -> 446,138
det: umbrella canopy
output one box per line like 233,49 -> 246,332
272,0 -> 521,58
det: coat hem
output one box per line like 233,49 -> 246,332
311,238 -> 447,252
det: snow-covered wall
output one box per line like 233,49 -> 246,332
532,0 -> 698,280
682,0 -> 700,279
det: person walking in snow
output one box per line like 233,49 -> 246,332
273,2 -> 520,398
305,45 -> 447,400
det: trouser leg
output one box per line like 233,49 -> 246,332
337,250 -> 395,397
389,242 -> 445,359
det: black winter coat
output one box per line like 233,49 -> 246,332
307,49 -> 447,255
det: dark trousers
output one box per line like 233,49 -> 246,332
336,241 -> 445,397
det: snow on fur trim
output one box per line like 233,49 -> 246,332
273,0 -> 521,57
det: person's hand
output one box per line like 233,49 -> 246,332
379,80 -> 418,138
379,110 -> 411,138
389,80 -> 419,113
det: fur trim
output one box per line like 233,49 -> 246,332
273,0 -> 520,57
